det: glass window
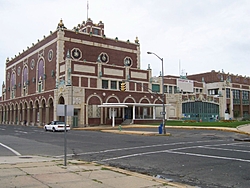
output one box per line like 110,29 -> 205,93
242,91 -> 249,100
174,86 -> 178,93
38,59 -> 44,81
93,28 -> 99,35
11,72 -> 16,89
23,67 -> 28,96
169,86 -> 172,94
102,80 -> 108,89
111,81 -> 117,90
226,88 -> 230,98
37,59 -> 44,92
232,89 -> 240,99
88,105 -> 101,118
152,84 -> 160,92
164,85 -> 168,93
38,82 -> 42,93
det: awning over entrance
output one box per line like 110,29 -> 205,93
98,104 -> 128,127
98,104 -> 128,108
102,103 -> 164,107
98,103 -> 170,127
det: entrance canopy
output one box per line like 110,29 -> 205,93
98,104 -> 128,108
101,103 -> 166,107
98,103 -> 170,127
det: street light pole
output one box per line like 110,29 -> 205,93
147,52 -> 166,134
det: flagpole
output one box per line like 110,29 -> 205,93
87,1 -> 89,20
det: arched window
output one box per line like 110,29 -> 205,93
22,66 -> 28,96
37,59 -> 44,92
10,72 -> 16,98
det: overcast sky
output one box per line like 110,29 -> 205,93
1,0 -> 250,91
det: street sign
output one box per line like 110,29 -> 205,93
160,112 -> 166,115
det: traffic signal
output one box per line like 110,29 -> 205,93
120,82 -> 126,91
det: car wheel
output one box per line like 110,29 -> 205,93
52,127 -> 56,132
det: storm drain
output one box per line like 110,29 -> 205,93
19,156 -> 33,159
154,174 -> 173,182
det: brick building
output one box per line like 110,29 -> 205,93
0,18 -> 166,127
0,19 -> 249,127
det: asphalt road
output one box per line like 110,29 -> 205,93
0,124 -> 250,188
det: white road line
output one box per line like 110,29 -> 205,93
199,146 -> 250,153
55,140 -> 224,158
99,148 -> 250,163
15,130 -> 28,134
98,142 -> 250,163
0,143 -> 21,156
230,143 -> 250,148
164,150 -> 250,163
99,150 -> 166,162
167,142 -> 250,152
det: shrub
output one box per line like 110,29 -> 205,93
220,120 -> 236,123
184,120 -> 196,123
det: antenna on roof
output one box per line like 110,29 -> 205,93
87,1 -> 89,20
179,59 -> 181,76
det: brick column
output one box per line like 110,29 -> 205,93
13,108 -> 16,125
45,105 -> 49,124
32,107 -> 36,126
27,107 -> 30,125
39,106 -> 43,126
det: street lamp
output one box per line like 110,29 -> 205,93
147,51 -> 166,134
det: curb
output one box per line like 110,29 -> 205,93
101,164 -> 195,188
101,130 -> 171,136
72,124 -> 250,135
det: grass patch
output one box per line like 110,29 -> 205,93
92,179 -> 102,184
144,120 -> 250,128
101,167 -> 111,170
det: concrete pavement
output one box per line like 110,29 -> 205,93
0,156 -> 193,188
237,124 -> 250,135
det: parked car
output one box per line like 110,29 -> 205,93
44,121 -> 70,132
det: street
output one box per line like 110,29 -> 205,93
0,124 -> 250,188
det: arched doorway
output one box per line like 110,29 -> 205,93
87,96 -> 101,125
48,98 -> 54,122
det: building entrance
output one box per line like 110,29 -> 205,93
125,107 -> 133,119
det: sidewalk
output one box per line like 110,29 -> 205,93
74,124 -> 250,136
0,156 -> 193,188
237,124 -> 250,135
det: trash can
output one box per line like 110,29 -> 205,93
158,124 -> 163,134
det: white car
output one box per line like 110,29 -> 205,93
44,121 -> 70,132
